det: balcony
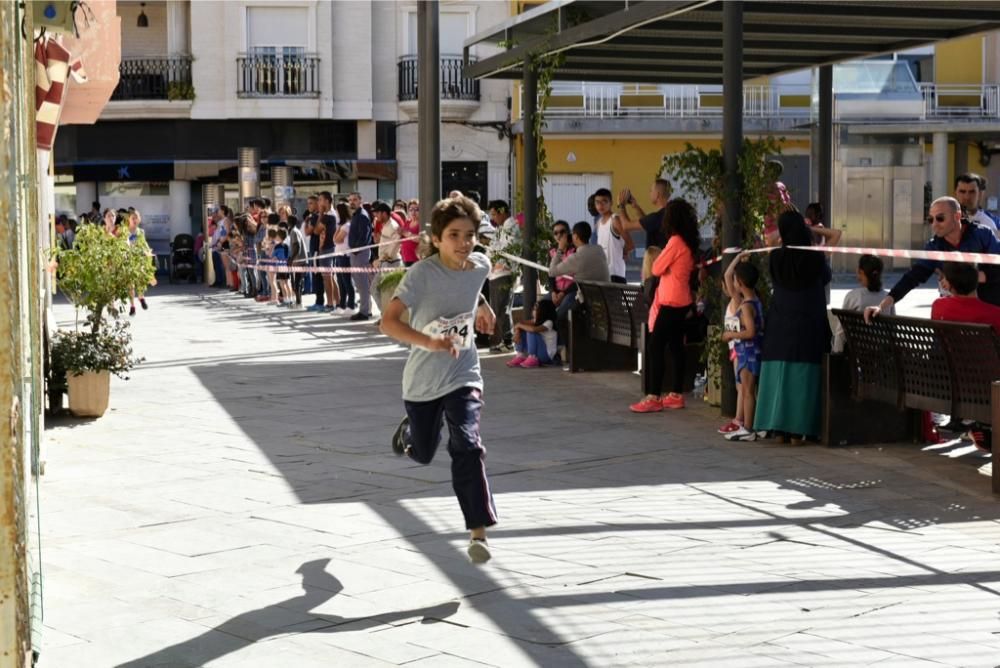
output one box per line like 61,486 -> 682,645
237,53 -> 320,98
111,56 -> 193,101
921,83 -> 1000,119
397,55 -> 479,120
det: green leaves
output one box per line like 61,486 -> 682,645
56,224 -> 157,333
50,320 -> 144,379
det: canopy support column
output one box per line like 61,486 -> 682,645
818,64 -> 834,231
417,0 -> 440,224
521,59 -> 538,313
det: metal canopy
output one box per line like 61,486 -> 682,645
464,1 -> 1000,84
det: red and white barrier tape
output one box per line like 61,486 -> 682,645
310,238 -> 410,262
238,261 -> 406,275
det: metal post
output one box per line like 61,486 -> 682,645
522,59 -> 539,313
818,65 -> 833,231
238,146 -> 260,211
932,132 -> 948,199
720,0 -> 743,417
417,0 -> 440,226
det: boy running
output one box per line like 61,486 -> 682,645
380,195 -> 500,563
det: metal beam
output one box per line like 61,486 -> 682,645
522,60 -> 539,315
818,65 -> 833,242
521,58 -> 538,313
418,1 -> 440,226
721,0 -> 743,417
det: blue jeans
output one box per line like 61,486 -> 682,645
515,332 -> 552,364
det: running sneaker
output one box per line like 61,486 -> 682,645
391,416 -> 410,456
306,304 -> 324,312
718,420 -> 742,435
630,398 -> 663,413
520,356 -> 541,368
140,298 -> 148,310
506,354 -> 527,368
467,538 -> 492,564
661,394 -> 685,410
725,427 -> 761,442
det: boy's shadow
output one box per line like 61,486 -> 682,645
116,559 -> 459,668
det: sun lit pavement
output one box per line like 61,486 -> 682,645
38,283 -> 1000,667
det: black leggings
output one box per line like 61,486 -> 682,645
645,305 -> 689,396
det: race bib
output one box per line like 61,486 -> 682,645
423,312 -> 475,349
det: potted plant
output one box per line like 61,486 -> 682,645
50,321 -> 143,417
52,223 -> 155,416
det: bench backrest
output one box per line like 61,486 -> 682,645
833,309 -> 1000,422
576,281 -> 646,348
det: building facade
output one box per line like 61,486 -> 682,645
54,0 -> 511,255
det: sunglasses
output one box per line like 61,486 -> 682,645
927,214 -> 949,223
553,230 -> 568,237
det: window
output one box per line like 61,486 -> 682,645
243,7 -> 312,96
407,11 -> 470,56
247,7 -> 307,50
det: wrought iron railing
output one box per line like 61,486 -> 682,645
111,56 -> 193,101
237,53 -> 320,98
397,55 -> 480,102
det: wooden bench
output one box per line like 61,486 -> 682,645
831,309 -> 1000,493
568,281 -> 704,391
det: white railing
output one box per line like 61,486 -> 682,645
920,83 -> 1000,119
531,82 -> 1000,122
536,83 -> 813,120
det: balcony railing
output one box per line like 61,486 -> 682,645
537,83 -> 813,120
533,82 -> 1000,122
237,53 -> 320,98
920,83 -> 1000,118
397,55 -> 479,102
111,56 -> 193,101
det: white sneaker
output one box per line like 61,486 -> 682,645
467,538 -> 491,564
725,427 -> 760,442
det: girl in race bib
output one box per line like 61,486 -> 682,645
380,194 -> 499,564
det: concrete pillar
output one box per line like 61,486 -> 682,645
357,121 -> 378,202
169,180 -> 192,237
417,0 -> 440,222
238,147 -> 260,209
271,166 -> 294,208
74,181 -> 97,216
932,132 -> 949,199
954,138 -> 969,181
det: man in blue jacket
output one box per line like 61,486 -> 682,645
866,196 -> 1000,321
347,191 -> 374,321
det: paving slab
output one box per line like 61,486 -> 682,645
39,284 -> 1000,667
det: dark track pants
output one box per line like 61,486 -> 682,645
402,386 -> 498,529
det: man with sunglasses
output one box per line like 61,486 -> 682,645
866,196 -> 1000,321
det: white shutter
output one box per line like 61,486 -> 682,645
542,174 -> 611,224
247,7 -> 307,48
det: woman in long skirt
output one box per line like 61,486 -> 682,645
755,211 -> 831,442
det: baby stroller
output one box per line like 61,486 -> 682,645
169,234 -> 197,283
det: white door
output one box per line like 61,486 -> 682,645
542,173 -> 611,225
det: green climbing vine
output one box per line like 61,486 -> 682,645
659,137 -> 786,394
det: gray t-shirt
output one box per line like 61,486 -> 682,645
393,251 -> 490,402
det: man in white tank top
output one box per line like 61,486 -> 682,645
592,188 -> 627,282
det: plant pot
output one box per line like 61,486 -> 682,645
67,370 -> 111,417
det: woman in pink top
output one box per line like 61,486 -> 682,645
631,199 -> 700,413
400,199 -> 421,265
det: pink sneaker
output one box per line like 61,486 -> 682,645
718,420 -> 741,434
661,393 -> 685,410
506,354 -> 527,367
521,356 -> 541,368
629,398 -> 663,413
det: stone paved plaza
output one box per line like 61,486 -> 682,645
40,284 -> 1000,667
